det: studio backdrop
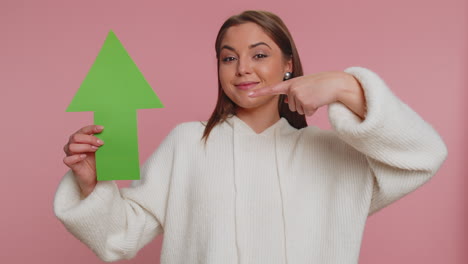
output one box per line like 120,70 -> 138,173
0,0 -> 466,263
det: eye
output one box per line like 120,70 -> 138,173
221,56 -> 237,63
254,54 -> 268,59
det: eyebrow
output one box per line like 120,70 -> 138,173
221,42 -> 272,52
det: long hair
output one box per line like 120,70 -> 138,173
201,10 -> 307,144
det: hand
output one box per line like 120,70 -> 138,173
63,125 -> 105,197
248,71 -> 347,116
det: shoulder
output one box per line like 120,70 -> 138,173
172,120 -> 206,133
165,120 -> 208,144
296,125 -> 363,157
299,125 -> 336,141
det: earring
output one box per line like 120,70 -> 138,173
284,72 -> 292,80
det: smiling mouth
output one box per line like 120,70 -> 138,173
235,82 -> 259,90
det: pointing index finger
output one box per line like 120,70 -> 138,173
248,81 -> 289,97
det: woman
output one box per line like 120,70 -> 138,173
55,10 -> 448,264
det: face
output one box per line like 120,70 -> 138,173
218,22 -> 292,113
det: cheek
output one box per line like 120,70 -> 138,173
218,66 -> 232,84
218,71 -> 232,95
256,64 -> 284,82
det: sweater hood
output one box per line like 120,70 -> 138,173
223,114 -> 292,263
224,114 -> 290,136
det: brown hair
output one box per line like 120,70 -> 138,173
201,10 -> 307,144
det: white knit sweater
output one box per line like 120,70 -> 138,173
53,66 -> 448,263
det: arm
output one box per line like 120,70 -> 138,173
337,72 -> 367,121
53,125 -> 179,261
328,66 -> 448,216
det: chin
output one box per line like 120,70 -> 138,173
232,94 -> 278,110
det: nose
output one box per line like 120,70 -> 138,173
236,57 -> 252,76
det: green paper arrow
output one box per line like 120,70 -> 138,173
66,30 -> 164,181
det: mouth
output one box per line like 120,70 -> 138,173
235,82 -> 259,91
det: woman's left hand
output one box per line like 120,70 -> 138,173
248,71 -> 366,119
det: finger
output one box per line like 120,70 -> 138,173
248,81 -> 291,97
63,154 -> 87,167
305,108 -> 317,116
296,100 -> 305,115
69,133 -> 104,146
288,93 -> 296,112
68,143 -> 100,155
75,125 -> 104,136
63,144 -> 69,155
294,96 -> 304,114
66,134 -> 104,155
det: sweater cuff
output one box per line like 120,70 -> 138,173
328,66 -> 388,138
327,66 -> 447,172
53,170 -> 120,229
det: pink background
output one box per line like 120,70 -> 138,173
1,0 -> 466,263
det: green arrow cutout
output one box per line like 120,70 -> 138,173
66,30 -> 164,181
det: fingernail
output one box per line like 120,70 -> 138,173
97,126 -> 104,130
91,145 -> 98,150
80,154 -> 86,158
248,91 -> 254,96
97,139 -> 104,145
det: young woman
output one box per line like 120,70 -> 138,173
55,10 -> 448,264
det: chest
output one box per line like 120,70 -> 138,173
186,135 -> 282,203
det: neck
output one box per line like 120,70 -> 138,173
236,96 -> 281,134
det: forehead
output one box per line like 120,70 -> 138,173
221,22 -> 276,48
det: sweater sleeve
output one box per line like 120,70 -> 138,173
53,124 -> 179,262
328,66 -> 448,217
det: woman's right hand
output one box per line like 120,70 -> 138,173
63,125 -> 105,198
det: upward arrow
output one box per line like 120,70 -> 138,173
66,30 -> 164,181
